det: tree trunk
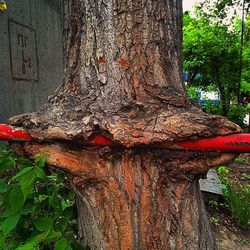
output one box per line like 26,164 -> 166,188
17,142 -> 236,250
10,0 -> 242,249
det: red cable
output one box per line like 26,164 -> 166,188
0,124 -> 250,153
0,124 -> 32,141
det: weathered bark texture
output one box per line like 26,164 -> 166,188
9,0 -> 240,144
15,142 -> 235,249
10,0 -> 242,249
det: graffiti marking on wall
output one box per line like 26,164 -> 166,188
8,19 -> 38,82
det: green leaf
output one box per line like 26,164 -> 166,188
20,170 -> 36,199
217,166 -> 229,174
33,216 -> 54,232
0,157 -> 15,173
0,1 -> 7,11
24,232 -> 47,246
49,191 -> 60,209
1,207 -> 17,218
17,156 -> 33,166
54,217 -> 68,233
10,186 -> 24,213
0,179 -> 9,193
35,153 -> 46,168
6,239 -> 19,249
35,166 -> 46,179
62,200 -> 74,210
15,242 -> 37,250
0,232 -> 5,248
54,237 -> 72,250
12,167 -> 34,180
0,213 -> 20,235
21,202 -> 36,215
44,230 -> 61,242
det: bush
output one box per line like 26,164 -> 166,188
217,166 -> 250,229
186,87 -> 249,127
0,146 -> 86,250
186,86 -> 199,102
227,105 -> 248,128
202,100 -> 223,116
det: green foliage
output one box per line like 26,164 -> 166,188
186,87 -> 248,127
241,173 -> 250,180
217,166 -> 229,175
0,146 -> 86,250
235,155 -> 250,166
184,1 -> 250,119
226,104 -> 248,127
208,199 -> 219,208
202,100 -> 223,116
217,166 -> 250,229
210,216 -> 219,225
186,86 -> 199,102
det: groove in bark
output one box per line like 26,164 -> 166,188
9,0 -> 242,249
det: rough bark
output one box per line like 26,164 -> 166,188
9,0 -> 242,249
9,0 -> 240,144
13,142 -> 235,250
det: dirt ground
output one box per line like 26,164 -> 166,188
205,154 -> 250,249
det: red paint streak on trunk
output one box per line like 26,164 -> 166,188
0,124 -> 32,141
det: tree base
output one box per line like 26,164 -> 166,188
75,177 -> 216,250
13,142 -> 235,249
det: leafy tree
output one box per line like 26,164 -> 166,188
241,15 -> 250,95
183,11 -> 241,116
184,0 -> 250,117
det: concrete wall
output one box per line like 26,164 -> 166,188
0,0 -> 64,123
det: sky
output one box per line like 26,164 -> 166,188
183,0 -> 202,11
182,0 -> 241,20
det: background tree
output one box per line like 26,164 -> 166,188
183,0 -> 250,128
183,11 -> 240,116
241,15 -> 250,95
9,0 -> 241,249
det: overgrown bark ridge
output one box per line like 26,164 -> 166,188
9,0 -> 241,146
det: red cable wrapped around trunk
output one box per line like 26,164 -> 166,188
0,124 -> 250,153
0,124 -> 32,141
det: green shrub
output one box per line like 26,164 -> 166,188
203,102 -> 248,128
227,105 -> 248,128
203,100 -> 223,116
186,86 -> 199,102
186,87 -> 248,127
0,146 -> 86,250
217,166 -> 250,229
